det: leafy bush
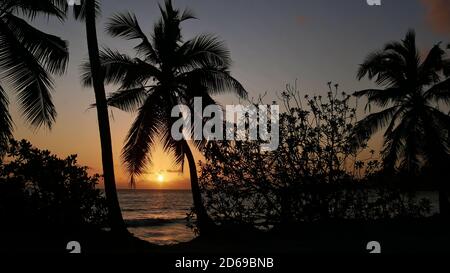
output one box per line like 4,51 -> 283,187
198,83 -> 431,229
0,139 -> 108,229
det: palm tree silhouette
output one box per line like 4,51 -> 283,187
82,0 -> 247,234
354,30 -> 450,215
71,0 -> 127,234
0,0 -> 69,154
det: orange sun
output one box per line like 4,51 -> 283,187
157,174 -> 165,183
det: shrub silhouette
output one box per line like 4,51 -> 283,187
0,139 -> 108,230
197,83 -> 431,230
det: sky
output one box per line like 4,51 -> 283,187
8,0 -> 450,189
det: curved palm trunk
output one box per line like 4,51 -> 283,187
183,140 -> 215,235
85,0 -> 126,233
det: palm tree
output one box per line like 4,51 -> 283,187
0,0 -> 68,154
353,30 -> 450,215
82,0 -> 247,234
71,0 -> 127,234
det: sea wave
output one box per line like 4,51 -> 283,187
125,217 -> 185,227
122,208 -> 148,212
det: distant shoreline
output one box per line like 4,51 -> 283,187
99,188 -> 192,191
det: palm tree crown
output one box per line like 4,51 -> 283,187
354,30 -> 450,174
82,0 -> 247,179
0,0 -> 69,152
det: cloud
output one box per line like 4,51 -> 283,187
165,169 -> 182,174
143,169 -> 182,174
421,0 -> 450,35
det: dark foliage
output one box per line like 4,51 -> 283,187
0,139 -> 108,229
0,0 -> 69,154
196,83 -> 431,230
354,30 -> 450,174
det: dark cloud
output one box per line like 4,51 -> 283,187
421,0 -> 450,35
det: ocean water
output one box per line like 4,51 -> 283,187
118,190 -> 196,245
117,189 -> 440,245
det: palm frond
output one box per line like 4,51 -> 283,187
402,30 -> 418,58
353,88 -> 386,98
426,106 -> 450,131
0,84 -> 13,154
159,0 -> 176,22
424,78 -> 450,104
354,87 -> 404,108
418,43 -> 445,85
122,93 -> 163,176
161,124 -> 185,167
0,21 -> 56,128
444,58 -> 450,77
176,34 -> 231,71
4,13 -> 69,75
106,86 -> 148,112
106,12 -> 159,62
384,31 -> 420,73
384,105 -> 406,136
352,106 -> 400,147
357,50 -> 406,87
384,41 -> 408,58
12,0 -> 67,21
179,68 -> 247,98
185,91 -> 220,150
421,108 -> 450,161
180,7 -> 196,21
81,48 -> 161,88
106,12 -> 144,40
424,108 -> 450,159
402,109 -> 426,173
399,127 -> 421,174
381,115 -> 410,171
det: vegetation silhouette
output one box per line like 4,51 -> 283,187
71,0 -> 127,234
0,0 -> 69,154
0,139 -> 153,254
0,139 -> 108,230
82,0 -> 247,234
197,82 -> 431,232
353,30 -> 450,216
